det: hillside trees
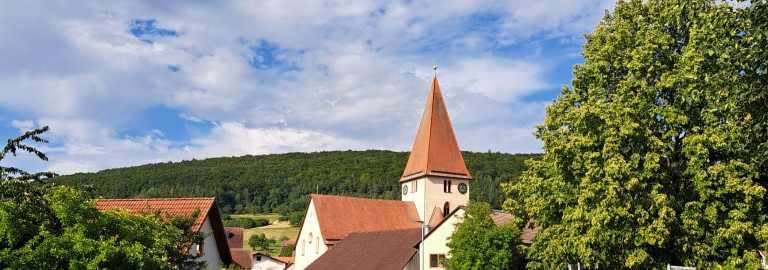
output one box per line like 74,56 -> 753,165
504,0 -> 768,269
55,151 -> 536,214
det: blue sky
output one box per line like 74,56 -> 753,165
0,0 -> 616,175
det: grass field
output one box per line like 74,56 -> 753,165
233,214 -> 300,256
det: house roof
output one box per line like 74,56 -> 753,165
305,228 -> 422,270
230,248 -> 253,269
95,198 -> 232,265
427,206 -> 444,228
310,194 -> 421,243
273,256 -> 294,264
400,76 -> 471,182
95,198 -> 215,232
224,227 -> 244,249
253,252 -> 292,265
490,211 -> 540,245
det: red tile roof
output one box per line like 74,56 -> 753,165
490,211 -> 514,225
94,198 -> 233,265
427,206 -> 444,228
310,194 -> 421,243
401,76 -> 471,182
273,256 -> 294,264
224,227 -> 244,249
305,228 -> 422,270
230,248 -> 253,269
95,198 -> 215,232
489,211 -> 540,244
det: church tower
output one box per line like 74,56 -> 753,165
400,76 -> 471,223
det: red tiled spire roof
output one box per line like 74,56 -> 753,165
400,76 -> 471,182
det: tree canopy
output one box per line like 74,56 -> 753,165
504,0 -> 768,269
444,202 -> 524,270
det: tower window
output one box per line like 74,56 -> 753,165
301,240 -> 305,256
443,180 -> 447,193
448,180 -> 452,192
412,181 -> 417,193
444,202 -> 450,217
315,237 -> 320,254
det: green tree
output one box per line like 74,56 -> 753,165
0,127 -> 206,269
289,211 -> 304,226
248,233 -> 275,251
444,202 -> 524,270
504,1 -> 768,269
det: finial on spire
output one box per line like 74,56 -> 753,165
432,58 -> 438,76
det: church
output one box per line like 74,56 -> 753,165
293,76 -> 537,270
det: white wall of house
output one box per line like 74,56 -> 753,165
294,199 -> 328,270
422,208 -> 464,270
189,216 -> 222,270
252,254 -> 286,270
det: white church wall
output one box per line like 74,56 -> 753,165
425,177 -> 469,217
294,199 -> 328,270
401,178 -> 427,220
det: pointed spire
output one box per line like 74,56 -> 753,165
400,76 -> 471,182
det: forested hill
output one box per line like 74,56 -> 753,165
55,150 -> 539,214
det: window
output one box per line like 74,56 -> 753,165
315,237 -> 320,254
448,180 -> 452,192
430,254 -> 446,267
411,181 -> 417,193
301,240 -> 305,256
256,255 -> 262,261
443,202 -> 450,217
308,233 -> 313,243
196,241 -> 205,256
443,180 -> 447,193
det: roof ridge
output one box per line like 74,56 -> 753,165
97,197 -> 216,201
311,194 -> 410,203
349,227 -> 422,234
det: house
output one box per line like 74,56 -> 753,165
293,76 -> 540,270
95,198 -> 233,269
253,251 -> 293,270
225,227 -> 256,269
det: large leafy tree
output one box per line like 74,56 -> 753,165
504,0 -> 768,269
444,202 -> 524,270
0,127 -> 207,269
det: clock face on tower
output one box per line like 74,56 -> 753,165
402,185 -> 408,195
458,183 -> 468,194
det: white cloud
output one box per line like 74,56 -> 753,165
0,0 -> 615,174
11,120 -> 35,132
